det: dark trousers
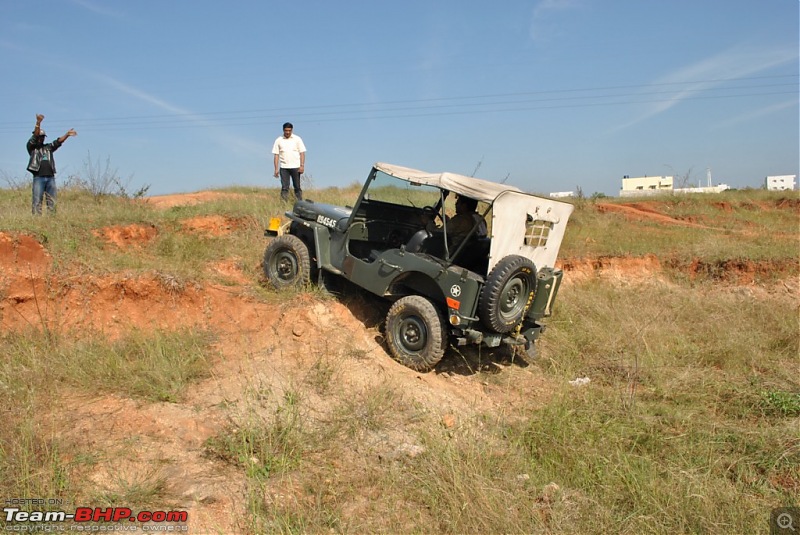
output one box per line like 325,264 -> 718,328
279,168 -> 302,201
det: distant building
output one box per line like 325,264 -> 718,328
674,184 -> 730,194
549,191 -> 575,198
620,172 -> 734,197
765,175 -> 796,191
620,175 -> 673,197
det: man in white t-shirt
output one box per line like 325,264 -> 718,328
272,122 -> 306,201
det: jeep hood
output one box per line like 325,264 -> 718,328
292,200 -> 352,230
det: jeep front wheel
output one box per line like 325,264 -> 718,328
385,295 -> 447,372
263,234 -> 311,289
479,255 -> 537,333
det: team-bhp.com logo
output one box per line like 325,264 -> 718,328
3,504 -> 188,532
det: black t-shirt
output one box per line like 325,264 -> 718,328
37,153 -> 54,177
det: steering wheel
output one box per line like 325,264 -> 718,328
386,228 -> 406,248
421,205 -> 441,222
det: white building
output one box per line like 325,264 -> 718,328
765,175 -> 796,191
620,175 -> 674,197
674,184 -> 730,194
549,191 -> 576,198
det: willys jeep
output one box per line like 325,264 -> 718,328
263,162 -> 573,372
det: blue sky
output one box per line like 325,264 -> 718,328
0,0 -> 797,196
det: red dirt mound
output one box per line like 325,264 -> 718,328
144,191 -> 246,209
0,232 -> 51,329
1,273 -> 277,337
685,258 -> 799,285
712,201 -> 733,212
0,232 -> 50,274
207,259 -> 249,284
776,197 -> 800,212
180,215 -> 244,236
596,203 -> 711,229
93,223 -> 158,248
559,254 -> 663,283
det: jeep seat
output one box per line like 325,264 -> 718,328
453,236 -> 491,275
405,229 -> 432,253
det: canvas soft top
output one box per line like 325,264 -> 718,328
375,162 -> 523,204
374,162 -> 574,270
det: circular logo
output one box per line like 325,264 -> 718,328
777,512 -> 794,530
450,285 -> 461,297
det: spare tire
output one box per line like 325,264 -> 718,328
478,255 -> 537,333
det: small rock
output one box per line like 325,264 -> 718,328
569,377 -> 591,387
380,442 -> 426,462
441,414 -> 456,428
397,443 -> 425,458
541,482 -> 561,503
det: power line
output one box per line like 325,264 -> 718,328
22,90 -> 795,133
0,75 -> 795,133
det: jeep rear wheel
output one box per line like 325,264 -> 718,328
263,234 -> 311,289
479,255 -> 537,333
385,295 -> 447,372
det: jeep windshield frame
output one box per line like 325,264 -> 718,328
359,163 -> 574,272
348,167 -> 486,263
353,168 -> 441,209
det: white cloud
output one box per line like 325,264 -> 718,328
612,44 -> 798,131
93,74 -> 264,155
711,98 -> 798,129
69,0 -> 125,18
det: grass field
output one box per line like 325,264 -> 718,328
0,182 -> 797,533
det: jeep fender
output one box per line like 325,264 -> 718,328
285,218 -> 332,272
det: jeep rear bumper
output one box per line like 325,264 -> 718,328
454,321 -> 544,348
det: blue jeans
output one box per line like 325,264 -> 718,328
32,176 -> 57,215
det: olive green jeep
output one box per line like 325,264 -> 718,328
263,162 -> 573,371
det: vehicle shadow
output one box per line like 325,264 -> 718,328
436,344 -> 532,377
321,274 -> 389,329
324,274 -> 533,377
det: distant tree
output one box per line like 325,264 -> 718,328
675,167 -> 695,189
301,173 -> 315,191
71,151 -> 150,200
0,169 -> 27,190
